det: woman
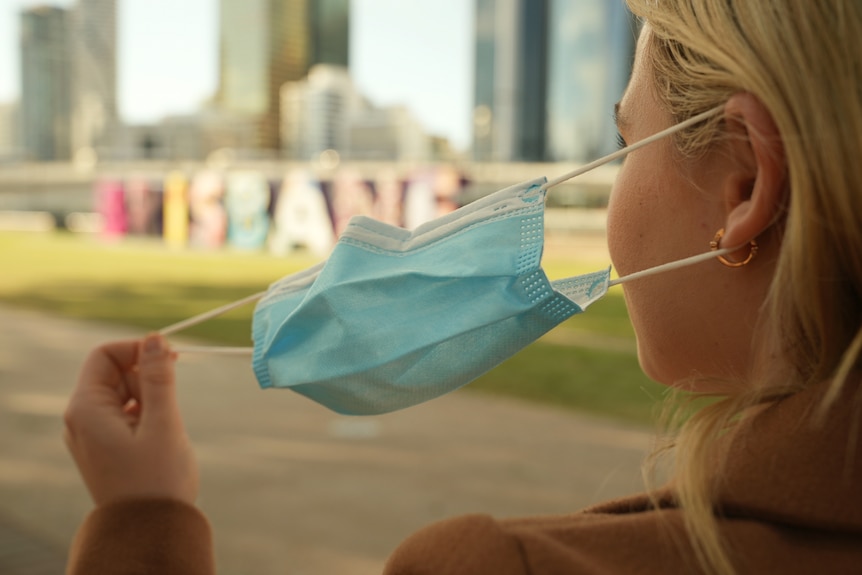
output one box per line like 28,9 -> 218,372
64,1 -> 862,573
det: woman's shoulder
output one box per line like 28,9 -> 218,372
383,513 -> 526,575
382,488 -> 862,575
382,495 -> 697,575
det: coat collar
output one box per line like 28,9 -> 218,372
715,378 -> 862,532
587,379 -> 862,533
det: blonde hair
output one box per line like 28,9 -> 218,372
623,1 -> 862,573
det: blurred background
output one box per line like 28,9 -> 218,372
0,0 -> 637,236
0,2 -> 666,574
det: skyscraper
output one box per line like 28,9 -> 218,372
473,0 -> 549,162
472,0 -> 635,163
218,0 -> 275,117
70,0 -> 117,157
546,0 -> 636,161
20,6 -> 72,161
218,0 -> 350,151
472,0 -> 496,161
309,0 -> 350,68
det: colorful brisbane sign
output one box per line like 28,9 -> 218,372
96,166 -> 465,256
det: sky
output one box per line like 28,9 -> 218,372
0,0 -> 474,150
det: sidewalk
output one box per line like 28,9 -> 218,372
0,516 -> 66,575
0,304 -> 653,575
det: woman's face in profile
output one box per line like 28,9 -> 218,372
606,27 -> 758,387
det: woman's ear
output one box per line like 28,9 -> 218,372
720,93 -> 786,254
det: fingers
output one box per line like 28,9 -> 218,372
137,334 -> 184,434
66,340 -> 139,438
73,339 -> 140,395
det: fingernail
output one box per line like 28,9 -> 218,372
144,334 -> 163,353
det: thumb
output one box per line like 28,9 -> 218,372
137,334 -> 183,433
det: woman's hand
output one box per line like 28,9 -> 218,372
64,334 -> 199,506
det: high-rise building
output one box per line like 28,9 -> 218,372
218,0 -> 350,151
282,65 -> 431,163
70,0 -> 117,157
472,0 -> 548,162
309,0 -> 350,68
546,0 -> 636,161
473,0 -> 496,162
20,6 -> 72,161
218,0 -> 272,117
472,0 -> 635,163
281,65 -> 358,160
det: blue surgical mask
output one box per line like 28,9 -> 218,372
161,106 -> 732,415
251,177 -> 609,414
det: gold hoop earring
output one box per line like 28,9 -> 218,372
709,228 -> 758,267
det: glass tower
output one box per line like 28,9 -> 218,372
472,0 -> 548,162
20,6 -> 71,161
472,0 -> 635,163
310,0 -> 350,68
546,0 -> 636,161
71,0 -> 117,156
472,0 -> 496,161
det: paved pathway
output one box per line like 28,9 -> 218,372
0,304 -> 653,575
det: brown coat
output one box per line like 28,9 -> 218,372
67,382 -> 862,574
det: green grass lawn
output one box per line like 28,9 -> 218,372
0,231 -> 665,425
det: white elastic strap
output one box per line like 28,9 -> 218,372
541,105 -> 724,191
167,248 -> 736,356
172,345 -> 254,355
159,290 -> 266,336
609,247 -> 733,287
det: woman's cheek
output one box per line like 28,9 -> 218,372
606,171 -> 641,278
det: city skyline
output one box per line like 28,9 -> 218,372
0,0 -> 475,151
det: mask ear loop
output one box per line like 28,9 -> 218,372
160,291 -> 266,336
609,246 -> 733,287
540,105 -> 724,192
541,105 -> 741,286
160,291 -> 264,355
166,247 -> 736,355
163,105 -> 727,355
